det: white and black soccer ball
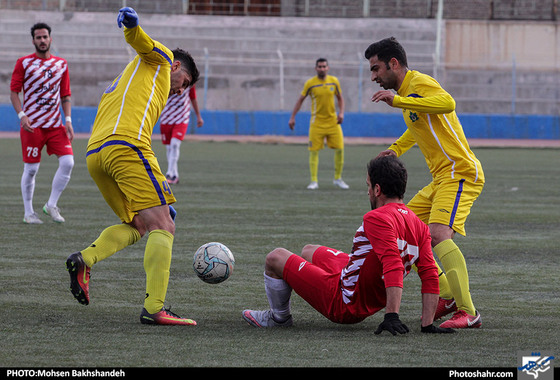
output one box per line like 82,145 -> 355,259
193,242 -> 235,284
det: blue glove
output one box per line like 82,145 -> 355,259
117,7 -> 138,28
169,205 -> 177,222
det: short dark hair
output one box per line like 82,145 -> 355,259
172,48 -> 199,86
31,22 -> 51,38
316,57 -> 328,66
367,155 -> 407,199
364,37 -> 408,68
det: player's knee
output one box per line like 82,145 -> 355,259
429,223 -> 455,246
58,154 -> 74,173
301,244 -> 321,262
265,248 -> 290,278
23,162 -> 40,177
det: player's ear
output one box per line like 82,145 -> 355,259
171,60 -> 181,73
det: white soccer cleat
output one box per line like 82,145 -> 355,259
333,178 -> 349,189
242,309 -> 293,328
43,204 -> 65,223
23,213 -> 43,224
307,181 -> 319,190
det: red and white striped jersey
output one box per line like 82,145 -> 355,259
159,86 -> 196,126
340,203 -> 439,306
10,53 -> 71,129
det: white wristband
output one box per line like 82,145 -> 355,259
65,116 -> 72,123
18,111 -> 26,119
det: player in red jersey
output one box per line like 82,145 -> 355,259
10,22 -> 74,224
243,155 -> 455,334
159,85 -> 203,184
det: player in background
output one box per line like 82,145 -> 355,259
65,7 -> 199,326
365,37 -> 484,329
243,155 -> 455,335
288,58 -> 348,190
160,85 -> 204,184
10,22 -> 74,224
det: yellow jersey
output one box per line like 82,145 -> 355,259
88,25 -> 173,148
389,70 -> 484,184
301,75 -> 341,125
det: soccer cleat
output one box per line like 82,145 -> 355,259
242,309 -> 293,328
307,181 -> 319,190
439,310 -> 482,329
333,178 -> 349,189
434,297 -> 457,320
43,204 -> 65,223
66,252 -> 90,305
140,307 -> 197,326
166,175 -> 179,185
23,213 -> 43,224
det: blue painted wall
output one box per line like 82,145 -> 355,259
0,104 -> 558,140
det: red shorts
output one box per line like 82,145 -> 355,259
283,246 -> 370,324
160,123 -> 188,145
20,126 -> 73,163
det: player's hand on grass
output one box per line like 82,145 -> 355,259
375,313 -> 409,335
117,7 -> 138,28
421,324 -> 456,334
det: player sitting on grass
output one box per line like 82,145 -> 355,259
243,155 -> 455,334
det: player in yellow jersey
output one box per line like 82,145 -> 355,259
365,37 -> 483,328
289,58 -> 348,190
65,7 -> 199,326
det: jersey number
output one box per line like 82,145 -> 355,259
26,147 -> 39,158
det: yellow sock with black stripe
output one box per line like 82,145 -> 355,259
81,224 -> 141,267
309,150 -> 319,182
435,261 -> 453,300
412,261 -> 452,299
143,229 -> 174,314
334,148 -> 344,179
433,239 -> 476,315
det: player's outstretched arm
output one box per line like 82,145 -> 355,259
117,7 -> 138,29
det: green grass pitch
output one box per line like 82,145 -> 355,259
0,137 -> 558,368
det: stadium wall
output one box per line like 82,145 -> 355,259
0,105 -> 558,140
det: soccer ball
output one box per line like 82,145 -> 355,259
193,242 -> 235,284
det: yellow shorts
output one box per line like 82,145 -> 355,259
308,121 -> 344,151
407,177 -> 484,236
86,137 -> 175,224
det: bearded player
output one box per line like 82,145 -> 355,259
243,156 -> 455,335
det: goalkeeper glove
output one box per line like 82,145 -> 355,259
421,324 -> 456,334
374,313 -> 409,335
117,7 -> 138,28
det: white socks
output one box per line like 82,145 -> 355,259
166,137 -> 181,178
21,154 -> 74,215
264,272 -> 292,321
47,155 -> 74,207
21,162 -> 40,216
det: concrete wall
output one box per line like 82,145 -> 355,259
1,10 -> 558,118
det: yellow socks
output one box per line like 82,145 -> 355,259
334,148 -> 344,179
143,229 -> 174,314
309,150 -> 319,183
433,239 -> 476,316
309,149 -> 344,182
81,224 -> 141,267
